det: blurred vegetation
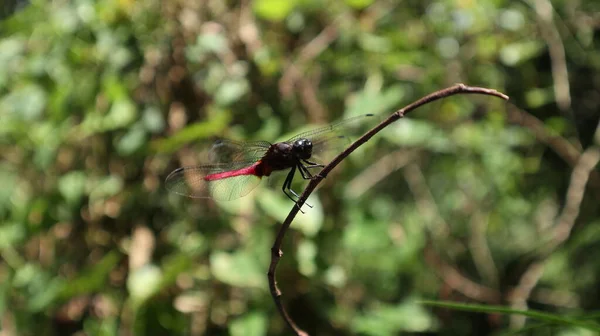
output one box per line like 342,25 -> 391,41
1,0 -> 599,335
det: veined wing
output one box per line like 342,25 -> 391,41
287,114 -> 375,163
208,139 -> 271,164
165,162 -> 263,201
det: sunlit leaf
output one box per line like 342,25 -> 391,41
127,264 -> 163,304
116,125 -> 147,155
58,171 -> 87,205
253,0 -> 296,21
210,251 -> 265,289
215,78 -> 249,106
352,299 -> 437,334
0,84 -> 47,120
257,188 -> 323,237
229,312 -> 268,336
297,239 -> 317,276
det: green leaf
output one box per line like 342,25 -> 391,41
346,82 -> 406,118
197,33 -> 228,54
500,41 -> 545,66
0,84 -> 47,120
345,0 -> 375,9
210,251 -> 265,289
116,126 -> 147,155
58,171 -> 87,205
151,110 -> 232,153
0,222 -> 26,249
142,106 -> 165,133
89,175 -> 124,201
253,0 -> 296,21
257,188 -> 323,237
386,119 -> 453,152
104,99 -> 137,130
215,78 -> 249,106
297,239 -> 317,276
229,312 -> 268,336
324,265 -> 348,288
127,264 -> 163,304
351,299 -> 437,335
59,251 -> 121,299
0,165 -> 17,214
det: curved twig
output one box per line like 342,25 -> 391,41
268,84 -> 509,335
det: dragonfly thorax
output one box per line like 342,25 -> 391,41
292,138 -> 313,160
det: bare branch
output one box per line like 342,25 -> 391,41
424,244 -> 502,303
346,149 -> 418,199
268,84 -> 509,335
508,121 -> 600,328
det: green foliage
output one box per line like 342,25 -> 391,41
1,0 -> 599,335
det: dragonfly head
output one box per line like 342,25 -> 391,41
292,138 -> 313,160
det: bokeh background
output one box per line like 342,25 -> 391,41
1,0 -> 600,335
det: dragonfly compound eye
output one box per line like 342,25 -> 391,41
293,138 -> 313,159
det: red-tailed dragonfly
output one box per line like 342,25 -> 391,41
165,114 -> 374,208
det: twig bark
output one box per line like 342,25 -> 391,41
268,84 -> 509,335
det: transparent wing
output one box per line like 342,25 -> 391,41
287,114 -> 376,163
165,163 -> 262,201
209,139 -> 271,164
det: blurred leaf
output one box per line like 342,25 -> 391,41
346,82 -> 406,118
104,99 -> 137,130
151,110 -> 232,153
257,188 -> 323,237
0,222 -> 26,249
13,263 -> 65,312
0,165 -> 17,214
324,265 -> 348,288
215,78 -> 249,106
500,40 -> 545,66
195,33 -> 228,54
525,87 -> 554,109
0,37 -> 25,68
229,312 -> 268,336
159,253 -> 194,288
297,239 -> 317,276
58,171 -> 87,206
142,106 -> 165,133
253,0 -> 296,21
544,117 -> 569,136
386,119 -> 453,152
210,251 -> 265,289
28,278 -> 64,312
352,299 -> 437,335
343,212 -> 390,252
116,125 -> 147,155
346,0 -> 375,9
60,251 -> 121,299
0,84 -> 47,120
127,264 -> 163,305
89,175 -> 124,201
359,33 -> 392,53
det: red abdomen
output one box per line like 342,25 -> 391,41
204,161 -> 273,181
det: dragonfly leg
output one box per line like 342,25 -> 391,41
302,159 -> 325,169
298,163 -> 316,180
282,168 -> 305,214
282,166 -> 297,201
282,166 -> 312,210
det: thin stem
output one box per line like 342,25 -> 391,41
267,83 -> 509,336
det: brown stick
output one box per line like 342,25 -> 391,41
267,84 -> 509,335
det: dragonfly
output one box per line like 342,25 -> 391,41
165,114 -> 374,209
